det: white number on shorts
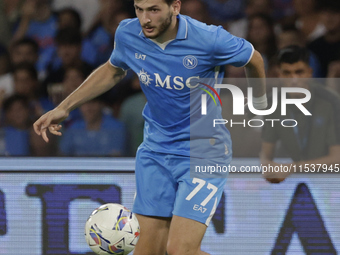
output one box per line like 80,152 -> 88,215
185,178 -> 206,201
185,178 -> 218,206
201,183 -> 218,206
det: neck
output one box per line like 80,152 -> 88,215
154,15 -> 179,44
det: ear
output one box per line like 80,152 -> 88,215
172,0 -> 181,16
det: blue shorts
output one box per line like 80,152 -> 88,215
132,145 -> 228,226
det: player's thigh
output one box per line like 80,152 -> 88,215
133,214 -> 171,255
168,157 -> 227,255
133,146 -> 177,217
167,215 -> 208,255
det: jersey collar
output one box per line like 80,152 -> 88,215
176,14 -> 188,40
139,14 -> 188,40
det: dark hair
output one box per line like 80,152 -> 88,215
13,63 -> 38,81
11,37 -> 39,53
2,94 -> 30,113
55,28 -> 82,46
277,45 -> 310,65
58,8 -> 82,30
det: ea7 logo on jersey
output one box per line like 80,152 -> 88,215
183,55 -> 198,69
193,204 -> 207,213
135,53 -> 146,60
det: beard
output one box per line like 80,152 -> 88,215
144,11 -> 173,39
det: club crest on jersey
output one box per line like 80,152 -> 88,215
183,55 -> 198,69
137,69 -> 153,86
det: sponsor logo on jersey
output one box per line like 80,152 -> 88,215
137,70 -> 203,90
137,69 -> 153,86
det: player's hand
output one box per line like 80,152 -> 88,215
33,108 -> 69,143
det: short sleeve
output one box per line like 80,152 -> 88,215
109,24 -> 130,71
213,26 -> 254,67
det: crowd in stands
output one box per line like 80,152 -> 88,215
0,0 -> 339,157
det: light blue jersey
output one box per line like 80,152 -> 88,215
110,14 -> 254,159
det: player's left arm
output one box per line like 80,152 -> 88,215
245,50 -> 267,99
243,50 -> 267,119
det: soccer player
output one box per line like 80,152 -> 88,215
33,0 -> 266,254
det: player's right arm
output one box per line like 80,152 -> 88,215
33,61 -> 126,142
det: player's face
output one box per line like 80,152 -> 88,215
279,61 -> 312,98
134,0 -> 180,42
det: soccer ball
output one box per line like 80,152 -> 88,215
85,203 -> 140,255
